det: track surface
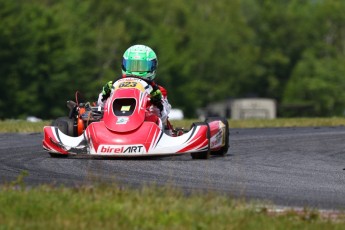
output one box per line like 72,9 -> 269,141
1,127 -> 345,210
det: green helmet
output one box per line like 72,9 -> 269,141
121,45 -> 158,80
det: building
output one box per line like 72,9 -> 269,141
199,98 -> 276,120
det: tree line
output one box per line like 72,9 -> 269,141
1,0 -> 345,119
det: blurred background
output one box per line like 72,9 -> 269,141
1,0 -> 345,120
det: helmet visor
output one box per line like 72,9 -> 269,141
123,59 -> 154,72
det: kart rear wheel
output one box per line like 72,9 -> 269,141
206,117 -> 230,156
51,117 -> 76,136
191,151 -> 210,159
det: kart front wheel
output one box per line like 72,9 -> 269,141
191,151 -> 210,160
51,117 -> 76,136
49,152 -> 68,158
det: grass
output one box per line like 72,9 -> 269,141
0,120 -> 50,133
172,117 -> 345,129
0,182 -> 344,230
1,117 -> 345,133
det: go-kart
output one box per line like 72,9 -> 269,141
42,78 -> 229,159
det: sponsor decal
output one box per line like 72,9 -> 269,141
97,145 -> 145,154
210,130 -> 223,148
119,81 -> 138,88
121,105 -> 131,111
116,117 -> 129,124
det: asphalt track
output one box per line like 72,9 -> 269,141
1,126 -> 345,210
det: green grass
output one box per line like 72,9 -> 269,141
0,182 -> 344,230
0,120 -> 50,133
1,117 -> 345,133
173,117 -> 345,129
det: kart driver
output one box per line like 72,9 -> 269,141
97,44 -> 171,126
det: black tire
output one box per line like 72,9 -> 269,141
206,117 -> 230,156
49,152 -> 68,158
191,150 -> 210,159
51,117 -> 76,136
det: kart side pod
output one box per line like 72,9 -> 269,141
190,117 -> 229,159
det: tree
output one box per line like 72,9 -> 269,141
283,0 -> 345,116
284,53 -> 345,116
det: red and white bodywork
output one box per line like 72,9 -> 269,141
43,78 -> 229,158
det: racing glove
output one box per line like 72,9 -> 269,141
101,81 -> 113,100
150,89 -> 163,112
